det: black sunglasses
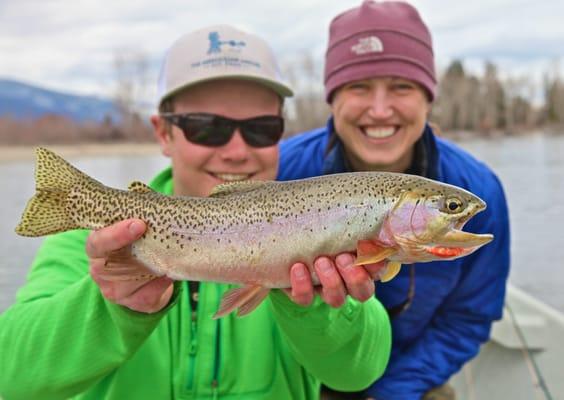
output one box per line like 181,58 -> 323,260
160,112 -> 284,148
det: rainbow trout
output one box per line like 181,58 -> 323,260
16,148 -> 493,317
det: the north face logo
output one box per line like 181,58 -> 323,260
351,36 -> 384,55
207,31 -> 246,54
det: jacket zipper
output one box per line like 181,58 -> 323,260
186,282 -> 199,391
211,287 -> 222,399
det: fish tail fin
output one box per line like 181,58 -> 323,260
213,285 -> 270,319
15,147 -> 97,237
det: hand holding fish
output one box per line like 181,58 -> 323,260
88,218 -> 381,312
287,255 -> 386,307
87,217 -> 382,313
88,218 -> 174,314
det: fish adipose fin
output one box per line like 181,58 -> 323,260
15,147 -> 102,237
213,284 -> 270,319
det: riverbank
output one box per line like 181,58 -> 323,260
0,142 -> 161,163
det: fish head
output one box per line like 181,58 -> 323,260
379,180 -> 493,263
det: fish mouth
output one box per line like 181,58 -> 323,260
434,229 -> 494,248
452,199 -> 487,231
419,229 -> 494,259
393,229 -> 493,261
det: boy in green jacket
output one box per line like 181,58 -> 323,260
0,25 -> 391,400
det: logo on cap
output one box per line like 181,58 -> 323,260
351,36 -> 384,55
207,31 -> 246,54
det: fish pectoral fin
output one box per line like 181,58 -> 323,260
99,248 -> 159,281
437,230 -> 494,247
353,239 -> 397,266
213,284 -> 270,319
209,180 -> 268,197
380,261 -> 402,282
128,181 -> 155,193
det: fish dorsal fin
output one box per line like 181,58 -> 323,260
209,180 -> 267,197
128,181 -> 155,193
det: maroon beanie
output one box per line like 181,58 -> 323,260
324,1 -> 436,102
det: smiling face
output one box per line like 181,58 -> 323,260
152,79 -> 281,197
330,77 -> 431,173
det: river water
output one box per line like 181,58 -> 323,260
1,134 -> 563,313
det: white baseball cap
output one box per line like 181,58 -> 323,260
157,24 -> 293,106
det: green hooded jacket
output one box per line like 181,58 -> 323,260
0,167 -> 391,400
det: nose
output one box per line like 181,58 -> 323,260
218,129 -> 251,162
367,86 -> 394,120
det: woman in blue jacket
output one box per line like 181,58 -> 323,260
278,2 -> 511,399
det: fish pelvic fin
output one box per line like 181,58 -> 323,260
15,147 -> 100,237
380,261 -> 402,282
213,284 -> 270,319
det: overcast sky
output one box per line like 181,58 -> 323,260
1,0 -> 562,105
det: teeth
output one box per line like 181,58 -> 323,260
364,127 -> 396,139
214,173 -> 251,182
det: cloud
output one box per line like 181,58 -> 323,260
0,0 -> 562,100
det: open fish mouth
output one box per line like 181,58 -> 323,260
436,229 -> 494,248
455,200 -> 487,229
421,229 -> 493,259
393,228 -> 493,262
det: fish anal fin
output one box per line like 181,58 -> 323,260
213,284 -> 270,319
236,288 -> 270,317
210,181 -> 267,197
380,261 -> 402,282
128,181 -> 155,194
354,239 -> 397,266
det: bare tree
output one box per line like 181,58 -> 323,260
112,49 -> 153,141
542,59 -> 564,127
480,62 -> 506,133
434,60 -> 467,131
282,53 -> 330,135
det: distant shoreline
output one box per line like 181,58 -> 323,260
0,142 -> 161,163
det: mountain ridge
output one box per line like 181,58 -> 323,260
0,78 -> 121,123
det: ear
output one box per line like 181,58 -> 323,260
151,115 -> 172,157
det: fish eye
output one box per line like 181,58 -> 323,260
443,197 -> 464,214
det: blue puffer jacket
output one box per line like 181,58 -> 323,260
278,119 -> 511,399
